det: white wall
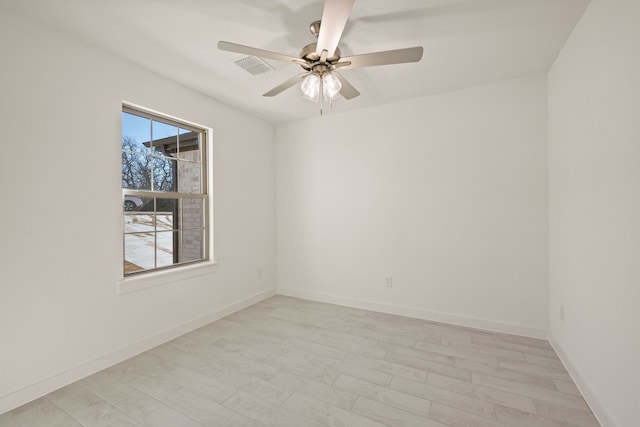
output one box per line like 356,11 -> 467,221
277,76 -> 549,337
0,8 -> 276,412
548,1 -> 640,426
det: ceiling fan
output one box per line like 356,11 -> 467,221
218,0 -> 423,112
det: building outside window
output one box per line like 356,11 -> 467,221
121,105 -> 208,275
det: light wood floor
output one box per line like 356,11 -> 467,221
1,296 -> 601,427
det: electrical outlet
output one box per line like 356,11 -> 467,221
560,304 -> 565,321
385,276 -> 393,287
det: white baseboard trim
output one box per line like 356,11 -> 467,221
0,288 -> 275,415
276,288 -> 547,339
548,332 -> 617,427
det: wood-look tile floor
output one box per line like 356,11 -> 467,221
0,296 -> 601,427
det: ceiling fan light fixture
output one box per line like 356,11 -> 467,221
322,72 -> 342,101
301,72 -> 342,103
301,73 -> 321,101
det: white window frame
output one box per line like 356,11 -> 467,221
118,103 -> 216,292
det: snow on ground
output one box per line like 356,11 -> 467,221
124,213 -> 174,270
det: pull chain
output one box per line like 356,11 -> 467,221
319,76 -> 324,116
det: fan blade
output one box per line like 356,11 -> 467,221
334,72 -> 360,100
316,0 -> 355,57
218,41 -> 304,65
340,46 -> 423,69
263,72 -> 311,97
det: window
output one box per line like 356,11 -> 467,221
122,105 -> 208,276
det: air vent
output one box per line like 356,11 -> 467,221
234,56 -> 275,75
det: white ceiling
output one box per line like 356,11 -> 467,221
2,0 -> 589,124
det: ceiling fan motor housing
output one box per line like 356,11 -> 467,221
300,43 -> 341,66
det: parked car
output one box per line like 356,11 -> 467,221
124,196 -> 143,211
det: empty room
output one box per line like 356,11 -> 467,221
0,0 -> 638,426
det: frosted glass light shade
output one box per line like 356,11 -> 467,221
301,72 -> 342,103
322,73 -> 342,101
301,74 -> 320,101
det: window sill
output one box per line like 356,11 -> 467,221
117,260 -> 219,295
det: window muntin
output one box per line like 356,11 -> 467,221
122,106 -> 208,276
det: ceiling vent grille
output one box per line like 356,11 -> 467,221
234,56 -> 275,75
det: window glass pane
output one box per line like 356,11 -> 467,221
122,112 -> 152,154
156,231 -> 175,268
152,121 -> 178,157
153,157 -> 177,192
178,130 -> 201,162
124,259 -> 145,274
179,230 -> 204,263
122,151 -> 152,190
125,232 -> 155,271
177,160 -> 202,193
156,198 -> 178,231
124,196 -> 153,212
124,197 -> 155,233
122,105 -> 208,276
180,198 -> 204,229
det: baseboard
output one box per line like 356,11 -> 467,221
0,288 -> 275,415
548,332 -> 617,427
276,288 -> 547,339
